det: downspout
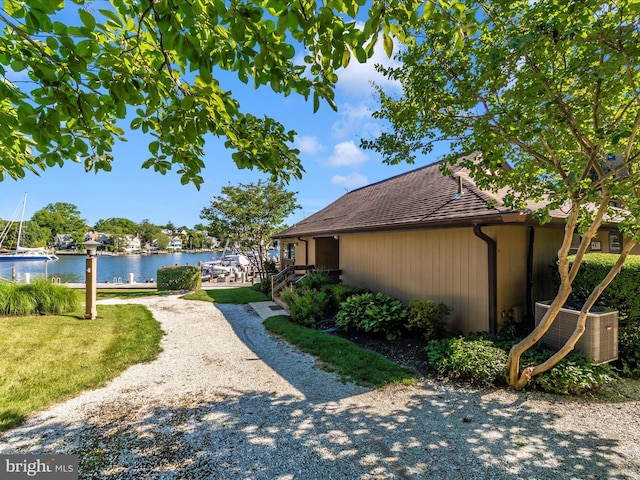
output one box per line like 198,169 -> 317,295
297,237 -> 308,265
473,225 -> 498,334
526,227 -> 535,326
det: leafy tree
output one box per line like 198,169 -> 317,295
0,0 -> 465,185
0,219 -> 50,249
365,0 -> 640,388
31,202 -> 87,245
94,217 -> 138,236
200,180 -> 299,275
136,219 -> 160,244
155,231 -> 170,251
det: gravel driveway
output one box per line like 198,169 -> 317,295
1,294 -> 639,479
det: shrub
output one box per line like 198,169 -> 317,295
335,292 -> 408,340
425,337 -> 507,386
156,265 -> 201,291
406,299 -> 451,341
281,287 -> 330,327
428,332 -> 617,393
295,270 -> 334,291
322,284 -> 370,316
559,253 -> 640,321
0,281 -> 79,316
533,358 -> 617,395
554,253 -> 640,378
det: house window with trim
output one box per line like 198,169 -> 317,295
285,243 -> 296,260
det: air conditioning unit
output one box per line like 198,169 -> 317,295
534,301 -> 618,364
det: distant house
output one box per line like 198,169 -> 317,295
274,161 -> 631,334
123,234 -> 141,253
168,236 -> 183,250
85,231 -> 111,247
53,234 -> 75,250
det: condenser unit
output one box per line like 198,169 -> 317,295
534,301 -> 618,364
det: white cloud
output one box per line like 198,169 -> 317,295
331,103 -> 372,140
324,141 -> 368,167
294,135 -> 325,156
331,172 -> 369,190
336,34 -> 403,99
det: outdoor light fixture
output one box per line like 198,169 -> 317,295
83,239 -> 100,257
81,240 -> 100,319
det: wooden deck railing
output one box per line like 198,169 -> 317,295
271,264 -> 316,300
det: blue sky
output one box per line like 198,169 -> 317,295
1,33 -> 438,230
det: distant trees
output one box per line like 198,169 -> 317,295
201,180 -> 298,275
94,218 -> 138,236
31,202 -> 87,245
1,200 -> 214,250
0,219 -> 50,249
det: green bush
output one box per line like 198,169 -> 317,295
426,337 -> 508,386
0,281 -> 79,316
427,333 -> 616,394
335,292 -> 408,340
406,299 -> 451,341
617,318 -> 640,377
295,270 -> 334,291
533,358 -> 617,395
281,287 -> 330,327
558,253 -> 640,377
563,253 -> 640,321
156,265 -> 201,291
322,284 -> 370,316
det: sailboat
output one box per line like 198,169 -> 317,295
0,194 -> 58,262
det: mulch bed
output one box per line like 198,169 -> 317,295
333,329 -> 432,377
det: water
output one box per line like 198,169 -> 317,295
0,251 -> 222,284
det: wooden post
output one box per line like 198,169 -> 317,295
84,256 -> 97,319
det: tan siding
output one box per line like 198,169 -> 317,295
340,229 -> 489,333
532,227 -> 564,304
487,225 -> 528,326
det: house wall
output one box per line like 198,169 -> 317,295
531,227 -> 564,304
488,225 -> 528,326
339,228 -> 489,333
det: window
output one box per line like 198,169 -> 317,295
609,233 -> 622,253
286,243 -> 295,260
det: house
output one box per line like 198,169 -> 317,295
274,161 -> 631,334
168,236 -> 183,250
53,234 -> 75,250
85,231 -> 111,247
123,234 -> 141,253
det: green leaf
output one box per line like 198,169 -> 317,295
382,33 -> 393,57
78,8 -> 96,30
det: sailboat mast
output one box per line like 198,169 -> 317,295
16,193 -> 27,251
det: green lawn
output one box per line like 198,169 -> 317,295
0,304 -> 163,432
264,315 -> 419,388
181,286 -> 269,304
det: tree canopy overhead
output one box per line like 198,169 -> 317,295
0,0 -> 454,187
365,0 -> 640,387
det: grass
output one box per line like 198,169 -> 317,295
264,315 -> 419,388
182,286 -> 269,304
94,289 -> 167,300
0,305 -> 163,432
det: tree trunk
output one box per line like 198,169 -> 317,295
507,197 -> 619,388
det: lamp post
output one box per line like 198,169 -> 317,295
82,240 -> 100,320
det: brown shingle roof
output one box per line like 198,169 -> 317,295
276,161 -> 535,238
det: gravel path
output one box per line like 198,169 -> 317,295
1,295 -> 639,479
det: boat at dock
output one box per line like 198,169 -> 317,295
0,194 -> 58,263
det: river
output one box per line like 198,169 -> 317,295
0,251 -> 223,284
